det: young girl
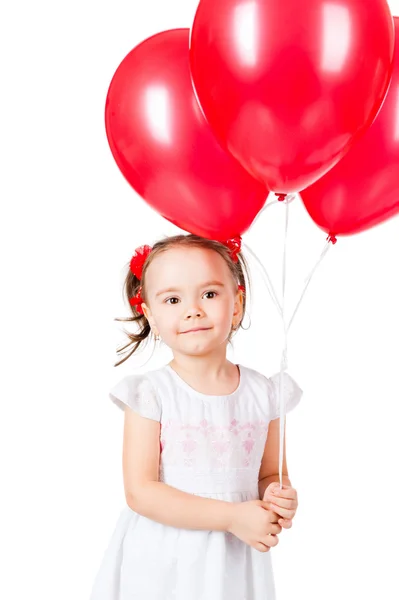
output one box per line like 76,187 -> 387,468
90,234 -> 302,600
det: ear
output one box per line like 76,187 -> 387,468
141,303 -> 159,336
232,289 -> 244,322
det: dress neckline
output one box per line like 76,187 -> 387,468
164,363 -> 244,399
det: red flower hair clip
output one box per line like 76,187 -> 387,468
129,286 -> 144,314
222,236 -> 242,263
129,245 -> 153,279
129,245 -> 152,315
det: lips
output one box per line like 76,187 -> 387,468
181,327 -> 210,334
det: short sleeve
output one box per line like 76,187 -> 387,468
109,375 -> 162,422
268,372 -> 303,420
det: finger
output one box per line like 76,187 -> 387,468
268,489 -> 297,505
262,534 -> 279,547
279,518 -> 292,529
267,496 -> 292,509
261,500 -> 289,519
271,486 -> 297,499
269,503 -> 294,519
269,498 -> 297,513
260,500 -> 279,513
270,484 -> 289,493
254,542 -> 270,553
268,510 -> 282,523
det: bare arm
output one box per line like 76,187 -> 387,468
258,417 -> 291,500
123,406 -> 236,532
127,482 -> 236,531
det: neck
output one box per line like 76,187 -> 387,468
169,347 -> 232,379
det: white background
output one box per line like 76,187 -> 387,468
1,1 -> 399,598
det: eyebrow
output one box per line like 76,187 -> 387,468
155,280 -> 226,298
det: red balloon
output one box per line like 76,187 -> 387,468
300,16 -> 399,238
190,0 -> 394,193
105,28 -> 267,240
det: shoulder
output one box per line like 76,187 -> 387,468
240,364 -> 303,418
267,371 -> 303,419
239,364 -> 271,391
241,364 -> 302,392
109,368 -> 164,421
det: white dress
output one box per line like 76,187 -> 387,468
90,363 -> 302,600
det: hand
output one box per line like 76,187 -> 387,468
263,483 -> 298,530
228,500 -> 282,553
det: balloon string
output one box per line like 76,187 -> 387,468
278,195 -> 290,488
243,193 -> 296,319
242,242 -> 283,317
250,193 -> 296,227
250,193 -> 334,336
247,192 -> 335,489
277,221 -> 334,486
287,240 -> 332,333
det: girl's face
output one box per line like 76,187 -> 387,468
141,246 -> 243,357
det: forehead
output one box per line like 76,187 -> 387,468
145,246 -> 232,289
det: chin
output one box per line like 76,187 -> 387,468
182,337 -> 228,354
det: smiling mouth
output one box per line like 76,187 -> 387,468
181,327 -> 211,334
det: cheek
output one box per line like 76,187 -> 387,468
153,308 -> 179,332
213,298 -> 234,322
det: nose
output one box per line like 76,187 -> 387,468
184,306 -> 205,319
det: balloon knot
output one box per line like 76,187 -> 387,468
327,234 -> 337,245
276,194 -> 287,202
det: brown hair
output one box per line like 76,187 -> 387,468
114,234 -> 252,367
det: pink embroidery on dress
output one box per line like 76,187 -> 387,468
241,422 -> 256,430
182,436 -> 197,454
181,424 -> 199,431
211,439 -> 231,455
159,416 -> 269,470
199,419 -> 210,437
243,434 -> 255,455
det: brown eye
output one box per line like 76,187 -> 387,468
165,297 -> 179,305
203,291 -> 218,299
